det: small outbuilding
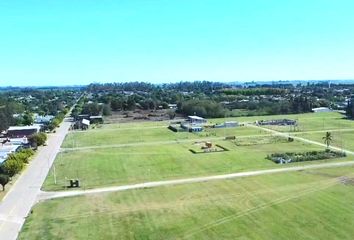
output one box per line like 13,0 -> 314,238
188,116 -> 207,124
81,119 -> 90,130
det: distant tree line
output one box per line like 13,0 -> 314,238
83,82 -> 354,119
347,98 -> 354,119
177,99 -> 226,118
222,88 -> 287,96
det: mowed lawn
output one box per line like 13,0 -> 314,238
43,138 -> 349,191
233,112 -> 354,133
21,166 -> 354,240
299,130 -> 354,152
43,114 -> 354,191
62,125 -> 267,148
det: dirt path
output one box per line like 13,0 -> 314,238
37,160 -> 354,201
60,133 -> 271,151
39,123 -> 354,201
247,124 -> 354,156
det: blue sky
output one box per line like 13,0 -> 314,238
0,0 -> 354,86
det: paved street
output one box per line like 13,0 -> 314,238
0,120 -> 71,240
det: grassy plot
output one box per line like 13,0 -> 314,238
62,125 -> 266,148
298,130 -> 354,152
21,166 -> 354,240
43,139 -> 348,191
253,112 -> 354,133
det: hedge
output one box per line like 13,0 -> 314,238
267,150 -> 346,164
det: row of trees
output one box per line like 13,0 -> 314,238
87,81 -> 229,94
222,88 -> 287,96
177,99 -> 226,118
82,82 -> 354,119
0,149 -> 35,190
346,99 -> 354,119
0,131 -> 48,191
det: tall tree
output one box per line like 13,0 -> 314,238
322,132 -> 333,149
0,174 -> 9,191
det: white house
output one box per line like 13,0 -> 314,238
188,116 -> 207,124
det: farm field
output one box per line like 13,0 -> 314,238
20,166 -> 354,240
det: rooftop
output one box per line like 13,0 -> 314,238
188,116 -> 205,120
312,107 -> 331,110
8,125 -> 41,131
89,116 -> 103,119
82,119 -> 90,125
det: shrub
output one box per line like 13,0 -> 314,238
0,174 -> 9,191
28,132 -> 47,147
1,149 -> 34,176
2,158 -> 24,177
267,150 -> 346,164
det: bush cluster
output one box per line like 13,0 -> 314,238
267,150 -> 346,164
28,132 -> 47,147
1,149 -> 35,177
48,112 -> 66,131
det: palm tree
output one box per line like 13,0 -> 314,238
323,132 -> 333,149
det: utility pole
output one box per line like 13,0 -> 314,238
53,163 -> 57,185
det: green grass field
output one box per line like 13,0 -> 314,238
20,112 -> 354,239
62,125 -> 267,148
20,166 -> 354,240
45,139 -> 339,190
43,112 -> 354,191
250,112 -> 354,132
298,130 -> 354,152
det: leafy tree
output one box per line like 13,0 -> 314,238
102,104 -> 111,116
322,132 -> 333,149
28,132 -> 47,146
126,96 -> 136,110
22,112 -> 34,125
0,174 -> 9,191
178,99 -> 225,118
167,109 -> 176,119
347,99 -> 354,118
2,158 -> 24,177
111,98 -> 123,111
82,102 -> 101,115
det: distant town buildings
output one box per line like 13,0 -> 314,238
34,114 -> 54,124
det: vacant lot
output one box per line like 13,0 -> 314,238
21,166 -> 354,240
